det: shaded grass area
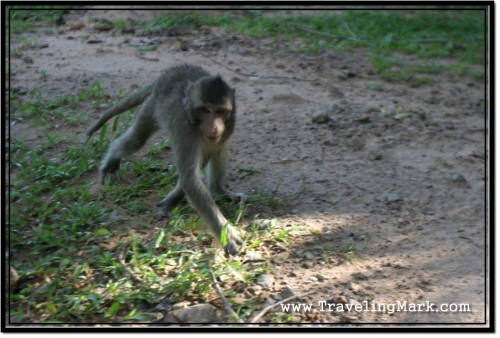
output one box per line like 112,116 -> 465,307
134,8 -> 486,81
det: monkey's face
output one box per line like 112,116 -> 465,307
196,106 -> 232,144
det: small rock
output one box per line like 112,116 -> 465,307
69,23 -> 86,30
394,112 -> 413,120
350,282 -> 363,294
302,261 -> 313,269
352,106 -> 379,117
379,108 -> 398,118
93,22 -> 115,32
325,102 -> 341,113
323,139 -> 339,146
252,219 -> 276,230
249,284 -> 263,293
281,286 -> 300,299
351,272 -> 370,280
368,152 -> 383,161
22,55 -> 33,64
244,251 -> 265,262
154,299 -> 175,312
303,252 -> 315,260
448,173 -> 466,182
385,193 -> 402,203
162,304 -> 218,323
308,276 -> 318,282
335,294 -> 348,304
311,111 -> 331,124
172,301 -> 190,310
34,41 -> 49,49
315,274 -> 326,282
472,150 -> 486,159
328,86 -> 345,97
272,251 -> 290,264
256,274 -> 274,288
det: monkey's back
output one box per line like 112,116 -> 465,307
154,64 -> 209,98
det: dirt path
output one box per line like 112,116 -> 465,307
9,9 -> 488,325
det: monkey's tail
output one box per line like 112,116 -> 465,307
85,85 -> 153,140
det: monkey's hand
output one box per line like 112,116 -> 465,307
99,159 -> 121,185
222,224 -> 243,256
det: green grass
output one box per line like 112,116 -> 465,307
8,75 -> 283,324
125,9 -> 485,82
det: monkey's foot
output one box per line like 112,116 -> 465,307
223,225 -> 243,256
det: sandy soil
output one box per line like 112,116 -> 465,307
9,9 -> 488,326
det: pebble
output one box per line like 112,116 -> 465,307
311,110 -> 331,124
281,286 -> 300,299
308,276 -> 318,282
325,102 -> 341,113
22,55 -> 33,64
380,108 -> 398,118
256,274 -> 274,288
272,251 -> 290,264
385,193 -> 402,203
368,152 -> 383,161
472,150 -> 486,159
244,251 -> 265,262
303,252 -> 315,260
161,304 -> 217,323
350,282 -> 363,294
448,172 -> 466,182
315,274 -> 326,282
33,41 -> 49,49
253,219 -> 275,230
302,262 -> 313,269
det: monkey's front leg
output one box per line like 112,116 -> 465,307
177,165 -> 242,255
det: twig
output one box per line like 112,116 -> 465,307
117,245 -> 143,284
210,270 -> 245,323
135,53 -> 159,62
250,290 -> 317,323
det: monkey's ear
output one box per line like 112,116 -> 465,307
185,80 -> 195,96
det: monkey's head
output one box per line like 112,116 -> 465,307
186,75 -> 236,144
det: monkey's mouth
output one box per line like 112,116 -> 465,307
206,135 -> 221,143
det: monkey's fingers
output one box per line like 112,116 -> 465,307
223,226 -> 243,256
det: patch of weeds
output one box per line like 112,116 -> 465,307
237,166 -> 259,179
11,81 -> 109,127
340,235 -> 369,261
7,6 -> 67,34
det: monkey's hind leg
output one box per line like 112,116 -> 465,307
100,101 -> 159,184
157,181 -> 185,216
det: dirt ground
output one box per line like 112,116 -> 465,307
9,9 -> 488,326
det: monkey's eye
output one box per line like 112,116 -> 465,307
199,107 -> 211,114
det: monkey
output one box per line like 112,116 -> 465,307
86,64 -> 242,255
